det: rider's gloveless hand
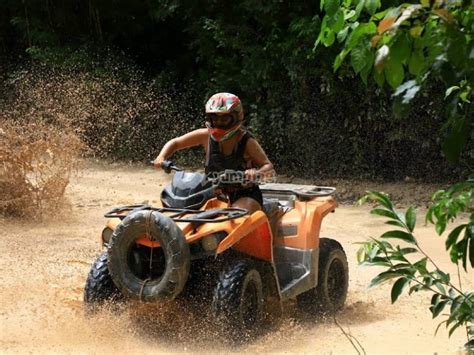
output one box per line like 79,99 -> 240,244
244,168 -> 258,183
153,156 -> 165,169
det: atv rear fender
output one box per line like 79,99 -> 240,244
275,196 -> 336,250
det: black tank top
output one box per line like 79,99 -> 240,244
205,130 -> 252,173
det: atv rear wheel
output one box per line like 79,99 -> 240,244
212,260 -> 264,340
297,238 -> 348,315
107,210 -> 190,302
84,252 -> 123,312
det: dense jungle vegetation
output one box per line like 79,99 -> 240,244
0,0 -> 472,180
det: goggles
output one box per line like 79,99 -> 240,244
206,113 -> 236,129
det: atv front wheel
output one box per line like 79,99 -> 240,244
297,238 -> 348,315
212,260 -> 264,340
84,252 -> 123,312
107,210 -> 190,302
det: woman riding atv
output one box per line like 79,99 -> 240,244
154,92 -> 274,214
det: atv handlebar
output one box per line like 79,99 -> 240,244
161,160 -> 183,174
153,160 -> 261,186
151,160 -> 183,174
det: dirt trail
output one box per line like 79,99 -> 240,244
1,161 -> 472,354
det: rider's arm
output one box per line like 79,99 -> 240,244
244,138 -> 275,181
154,128 -> 207,168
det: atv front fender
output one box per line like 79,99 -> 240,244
216,210 -> 273,261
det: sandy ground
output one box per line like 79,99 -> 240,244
0,161 -> 472,354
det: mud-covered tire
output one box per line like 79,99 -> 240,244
107,210 -> 190,302
84,252 -> 123,312
212,260 -> 264,340
297,238 -> 348,315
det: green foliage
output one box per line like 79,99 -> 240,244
0,1 -> 471,180
318,0 -> 474,162
358,183 -> 474,343
426,175 -> 474,270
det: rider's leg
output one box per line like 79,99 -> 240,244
232,196 -> 262,214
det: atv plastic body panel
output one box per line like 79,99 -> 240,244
103,182 -> 337,302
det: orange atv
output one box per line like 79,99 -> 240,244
84,161 -> 348,338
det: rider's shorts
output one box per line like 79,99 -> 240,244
227,184 -> 263,207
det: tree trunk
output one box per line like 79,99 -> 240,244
22,0 -> 32,47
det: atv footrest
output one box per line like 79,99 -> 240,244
275,262 -> 307,290
273,246 -> 318,300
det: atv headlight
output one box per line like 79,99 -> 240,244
101,227 -> 113,245
201,232 -> 227,251
201,235 -> 218,251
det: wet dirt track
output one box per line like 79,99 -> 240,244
1,161 -> 472,354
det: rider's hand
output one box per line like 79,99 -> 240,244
244,168 -> 258,183
153,156 -> 165,169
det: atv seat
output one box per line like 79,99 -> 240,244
263,198 -> 280,217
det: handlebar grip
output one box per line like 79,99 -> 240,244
161,160 -> 173,174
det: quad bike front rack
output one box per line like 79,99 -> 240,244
104,204 -> 248,225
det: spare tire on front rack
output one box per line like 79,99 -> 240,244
107,210 -> 190,302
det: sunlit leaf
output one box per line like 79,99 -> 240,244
399,247 -> 418,255
391,277 -> 409,303
406,207 -> 416,232
434,282 -> 446,295
448,322 -> 462,337
325,0 -> 340,17
328,9 -> 345,33
369,271 -> 401,287
375,44 -> 389,70
436,220 -> 447,235
393,80 -> 420,105
367,191 -> 393,209
435,320 -> 448,335
469,236 -> 474,268
409,284 -> 422,295
344,9 -> 356,20
354,0 -> 366,19
381,230 -> 417,244
333,48 -> 350,71
347,22 -> 377,49
431,299 -> 448,318
433,270 -> 450,283
393,5 -> 422,29
337,26 -> 350,42
351,44 -> 370,73
365,0 -> 381,16
413,257 -> 428,273
371,208 -> 398,219
409,25 -> 423,37
445,224 -> 466,249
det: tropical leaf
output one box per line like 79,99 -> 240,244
381,230 -> 417,244
391,277 -> 410,303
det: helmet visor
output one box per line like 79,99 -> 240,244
207,113 -> 236,129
